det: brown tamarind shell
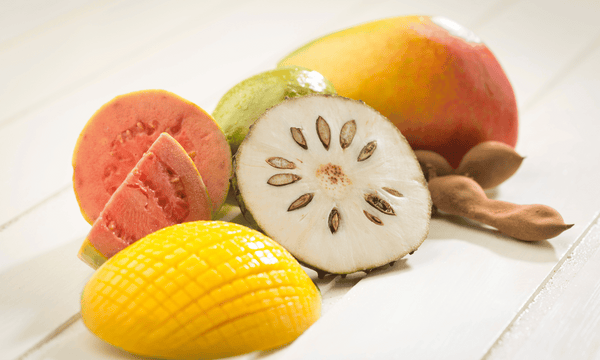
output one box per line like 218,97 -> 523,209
414,150 -> 454,181
428,175 -> 573,241
455,141 -> 524,189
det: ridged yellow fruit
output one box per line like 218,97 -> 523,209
80,221 -> 321,359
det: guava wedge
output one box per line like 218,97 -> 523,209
78,133 -> 212,269
73,89 -> 231,224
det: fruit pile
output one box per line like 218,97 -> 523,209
72,15 -> 572,360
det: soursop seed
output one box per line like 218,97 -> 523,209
328,208 -> 341,234
357,141 -> 377,162
383,187 -> 403,197
267,173 -> 301,186
364,193 -> 396,216
288,193 -> 314,212
290,127 -> 308,149
364,210 -> 384,226
266,157 -> 296,169
339,120 -> 357,149
316,116 -> 331,150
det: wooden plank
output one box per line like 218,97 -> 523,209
0,0 -> 99,44
0,0 -> 230,125
0,239 -> 92,360
0,189 -> 92,359
485,216 -> 600,359
473,0 -> 600,108
513,223 -> 600,359
484,32 -> 600,358
259,219 -> 562,360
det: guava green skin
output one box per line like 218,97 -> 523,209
212,66 -> 336,154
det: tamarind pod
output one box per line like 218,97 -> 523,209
486,203 -> 574,241
428,175 -> 573,241
415,150 -> 454,181
455,141 -> 524,189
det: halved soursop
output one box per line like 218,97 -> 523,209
234,94 -> 431,275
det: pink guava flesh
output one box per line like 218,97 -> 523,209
73,90 -> 231,224
79,133 -> 212,268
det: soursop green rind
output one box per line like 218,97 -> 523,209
212,66 -> 336,154
230,156 -> 260,230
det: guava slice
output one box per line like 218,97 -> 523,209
234,95 -> 432,275
73,89 -> 231,224
78,133 -> 212,269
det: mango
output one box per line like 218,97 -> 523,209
279,15 -> 518,167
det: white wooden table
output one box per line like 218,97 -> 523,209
2,1 -> 600,359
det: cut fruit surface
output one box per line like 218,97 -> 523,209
73,89 -> 231,224
81,221 -> 321,359
78,133 -> 212,269
234,95 -> 431,274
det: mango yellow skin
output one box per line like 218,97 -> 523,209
81,221 -> 321,359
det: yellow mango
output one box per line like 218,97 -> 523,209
81,221 -> 321,359
279,15 -> 518,168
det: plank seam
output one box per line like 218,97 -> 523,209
482,211 -> 600,359
0,184 -> 70,235
14,312 -> 82,360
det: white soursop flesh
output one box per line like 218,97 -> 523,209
234,95 -> 431,274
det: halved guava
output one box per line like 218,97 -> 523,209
73,89 -> 231,224
78,133 -> 212,269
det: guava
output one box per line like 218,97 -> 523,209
78,133 -> 212,269
73,89 -> 231,224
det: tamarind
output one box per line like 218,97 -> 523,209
428,175 -> 573,241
